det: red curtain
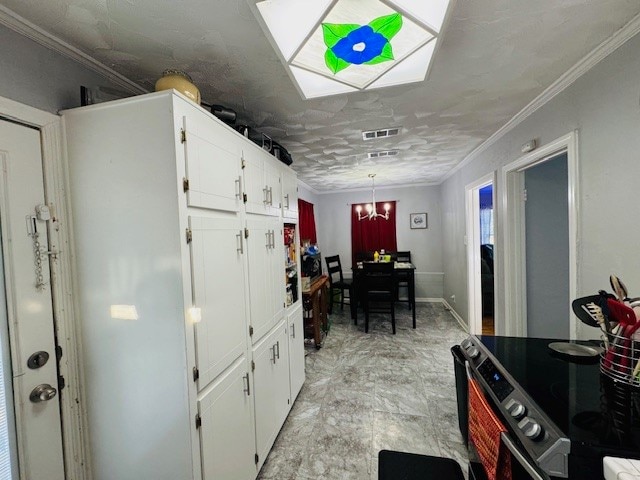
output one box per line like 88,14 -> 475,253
298,199 -> 317,244
351,201 -> 397,266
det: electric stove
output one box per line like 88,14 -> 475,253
460,335 -> 640,479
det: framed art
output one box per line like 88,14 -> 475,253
410,213 -> 427,229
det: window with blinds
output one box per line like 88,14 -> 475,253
1,254 -> 17,480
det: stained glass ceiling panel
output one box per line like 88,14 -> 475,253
255,0 -> 451,98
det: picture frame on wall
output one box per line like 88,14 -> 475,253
410,213 -> 427,229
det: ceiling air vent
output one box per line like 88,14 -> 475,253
362,127 -> 401,141
368,150 -> 399,159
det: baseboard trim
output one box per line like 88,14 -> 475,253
442,300 -> 469,333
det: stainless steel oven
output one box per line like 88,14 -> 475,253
455,335 -> 640,480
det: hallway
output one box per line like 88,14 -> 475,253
257,303 -> 469,479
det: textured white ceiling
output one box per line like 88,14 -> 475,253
2,0 -> 640,191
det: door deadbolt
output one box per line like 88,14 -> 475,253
27,351 -> 50,369
30,384 -> 57,403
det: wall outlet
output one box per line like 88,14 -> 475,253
450,294 -> 456,304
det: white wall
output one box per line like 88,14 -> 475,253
0,24 -> 127,113
312,184 -> 444,299
441,31 -> 640,339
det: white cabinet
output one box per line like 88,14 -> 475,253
62,90 -> 302,480
252,320 -> 291,470
281,168 -> 298,219
246,216 -> 285,343
199,357 -> 256,480
189,215 -> 248,390
243,146 -> 281,217
287,304 -> 305,400
184,116 -> 243,213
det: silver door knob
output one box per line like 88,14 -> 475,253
30,384 -> 57,403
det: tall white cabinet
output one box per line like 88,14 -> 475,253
62,90 -> 305,480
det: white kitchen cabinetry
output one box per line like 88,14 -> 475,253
189,215 -> 248,389
183,115 -> 243,213
252,319 -> 291,470
245,216 -> 285,343
62,90 -> 304,480
199,357 -> 255,480
281,168 -> 299,219
243,146 -> 281,217
287,303 -> 305,400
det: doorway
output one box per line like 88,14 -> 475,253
0,118 -> 66,479
466,173 -> 496,335
502,132 -> 578,338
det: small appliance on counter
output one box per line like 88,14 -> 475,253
301,249 -> 322,285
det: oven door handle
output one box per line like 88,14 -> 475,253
500,432 -> 547,480
465,360 -> 473,380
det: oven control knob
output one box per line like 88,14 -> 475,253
461,339 -> 473,350
467,347 -> 480,359
522,420 -> 544,441
506,400 -> 527,420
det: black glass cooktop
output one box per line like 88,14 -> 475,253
477,336 -> 640,458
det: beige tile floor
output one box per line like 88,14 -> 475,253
257,302 -> 469,480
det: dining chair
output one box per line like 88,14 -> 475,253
325,255 -> 353,317
362,261 -> 395,334
395,251 -> 412,309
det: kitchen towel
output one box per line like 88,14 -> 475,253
468,378 -> 512,480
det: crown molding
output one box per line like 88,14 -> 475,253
310,180 -> 440,195
440,12 -> 640,184
0,5 -> 147,95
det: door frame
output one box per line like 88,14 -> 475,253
465,172 -> 496,335
501,131 -> 579,339
0,95 -> 90,479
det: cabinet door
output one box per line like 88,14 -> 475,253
282,169 -> 298,219
287,304 -> 305,401
242,148 -> 268,216
183,116 -> 243,213
252,321 -> 291,470
243,148 -> 282,217
190,216 -> 248,389
264,160 -> 282,217
246,217 -> 285,343
199,357 -> 256,480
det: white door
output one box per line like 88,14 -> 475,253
242,149 -> 268,216
189,216 -> 249,389
183,116 -> 243,213
198,356 -> 256,480
252,320 -> 290,470
287,304 -> 305,400
0,120 -> 65,480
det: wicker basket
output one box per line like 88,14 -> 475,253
600,328 -> 640,387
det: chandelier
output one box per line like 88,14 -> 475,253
356,174 -> 390,221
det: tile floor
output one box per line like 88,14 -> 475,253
257,302 -> 470,480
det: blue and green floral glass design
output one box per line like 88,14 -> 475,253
322,13 -> 403,74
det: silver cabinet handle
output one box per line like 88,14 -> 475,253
284,194 -> 290,209
271,345 -> 276,364
263,186 -> 269,204
236,231 -> 243,254
291,323 -> 295,338
243,373 -> 250,396
235,176 -> 242,199
268,187 -> 273,206
275,341 -> 280,360
265,231 -> 271,249
270,230 -> 276,249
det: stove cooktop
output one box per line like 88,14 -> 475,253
477,336 -> 640,457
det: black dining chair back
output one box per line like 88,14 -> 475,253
362,261 -> 396,334
325,255 -> 353,317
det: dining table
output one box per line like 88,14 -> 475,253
351,261 -> 417,328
